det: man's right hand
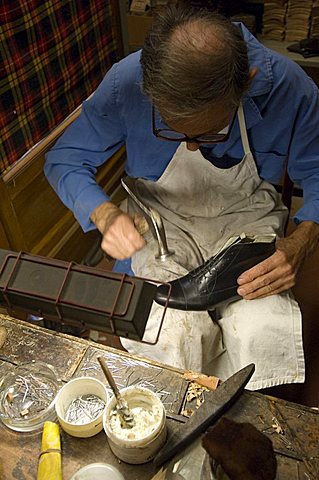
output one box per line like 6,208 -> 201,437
90,201 -> 146,259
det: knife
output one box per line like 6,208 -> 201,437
153,363 -> 255,467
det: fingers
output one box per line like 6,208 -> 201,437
237,272 -> 295,299
237,251 -> 296,300
101,213 -> 146,259
237,254 -> 278,285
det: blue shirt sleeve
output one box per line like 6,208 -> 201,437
44,63 -> 125,231
286,80 -> 319,225
250,55 -> 319,226
45,34 -> 319,234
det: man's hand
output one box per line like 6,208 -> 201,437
90,201 -> 146,259
237,221 -> 319,299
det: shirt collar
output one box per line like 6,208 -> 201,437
236,22 -> 274,97
229,23 -> 274,134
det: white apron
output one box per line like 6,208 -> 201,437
121,103 -> 305,390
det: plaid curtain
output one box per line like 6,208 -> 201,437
0,0 -> 123,174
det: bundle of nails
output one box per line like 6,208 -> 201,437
4,373 -> 56,418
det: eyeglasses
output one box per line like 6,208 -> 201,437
152,106 -> 238,144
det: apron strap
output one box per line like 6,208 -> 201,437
237,102 -> 251,156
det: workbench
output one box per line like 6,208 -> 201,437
0,314 -> 318,480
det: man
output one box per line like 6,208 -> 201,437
45,5 -> 319,391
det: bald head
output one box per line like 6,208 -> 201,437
171,18 -> 226,55
141,5 -> 250,120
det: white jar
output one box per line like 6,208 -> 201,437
55,377 -> 109,438
103,386 -> 167,464
70,462 -> 125,480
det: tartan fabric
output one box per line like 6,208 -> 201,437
0,0 -> 122,174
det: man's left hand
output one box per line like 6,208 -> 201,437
237,221 -> 319,299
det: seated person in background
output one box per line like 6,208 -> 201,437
45,5 -> 319,393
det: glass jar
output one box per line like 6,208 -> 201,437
0,360 -> 62,432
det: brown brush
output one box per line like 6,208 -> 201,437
97,356 -> 135,428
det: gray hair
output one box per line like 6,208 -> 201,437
141,5 -> 250,120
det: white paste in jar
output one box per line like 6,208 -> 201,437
109,404 -> 162,440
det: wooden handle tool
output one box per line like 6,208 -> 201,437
97,356 -> 135,428
37,421 -> 62,480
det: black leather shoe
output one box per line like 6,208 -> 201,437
155,234 -> 276,311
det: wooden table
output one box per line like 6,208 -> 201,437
0,314 -> 318,480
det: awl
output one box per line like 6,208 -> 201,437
153,363 -> 255,467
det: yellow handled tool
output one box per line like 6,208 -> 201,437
37,421 -> 62,480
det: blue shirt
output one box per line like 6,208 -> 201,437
45,24 -> 319,233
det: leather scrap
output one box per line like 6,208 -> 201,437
0,327 -> 7,349
202,417 -> 277,480
183,371 -> 220,391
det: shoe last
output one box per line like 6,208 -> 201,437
155,235 -> 276,311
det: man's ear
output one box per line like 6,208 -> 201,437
248,67 -> 258,82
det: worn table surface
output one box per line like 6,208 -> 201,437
0,314 -> 318,480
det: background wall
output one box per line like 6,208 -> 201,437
0,0 -> 123,173
0,0 -> 126,262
